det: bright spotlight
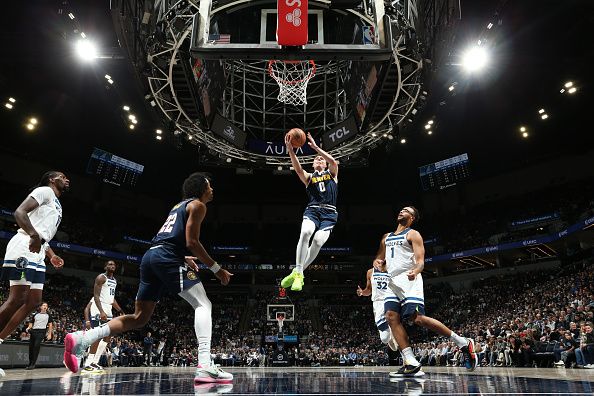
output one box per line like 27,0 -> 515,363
156,129 -> 162,135
400,138 -> 406,144
29,118 -> 38,125
568,87 -> 577,94
428,130 -> 433,135
564,81 -> 573,88
131,119 -> 138,124
123,105 -> 130,111
104,74 -> 112,80
75,39 -> 98,61
68,13 -> 75,20
424,124 -> 431,130
129,124 -> 135,130
387,134 -> 394,140
522,132 -> 529,138
541,114 -> 548,120
428,120 -> 434,125
462,46 -> 488,72
8,97 -> 15,103
520,126 -> 526,132
26,124 -> 35,130
538,109 -> 545,114
4,103 -> 13,109
156,135 -> 162,140
128,114 -> 136,120
448,85 -> 455,91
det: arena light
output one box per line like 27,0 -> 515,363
68,13 -> 75,20
122,105 -> 130,111
522,132 -> 529,138
26,123 -> 35,130
156,129 -> 162,135
129,124 -> 135,130
461,45 -> 488,72
538,109 -> 545,114
520,126 -> 526,132
4,103 -> 13,109
428,120 -> 434,125
564,81 -> 573,88
80,32 -> 87,39
75,39 -> 98,61
400,138 -> 406,144
487,22 -> 493,29
156,135 -> 162,140
424,124 -> 431,130
568,87 -> 577,94
387,134 -> 394,140
8,97 -> 15,103
131,118 -> 138,124
427,130 -> 433,135
448,85 -> 455,91
128,114 -> 136,120
541,114 -> 548,120
29,118 -> 38,125
104,74 -> 111,80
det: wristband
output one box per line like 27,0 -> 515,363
209,262 -> 221,273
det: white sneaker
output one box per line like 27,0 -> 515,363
584,364 -> 594,369
0,368 -> 5,378
194,363 -> 233,383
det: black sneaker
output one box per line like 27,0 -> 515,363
389,363 -> 424,377
25,365 -> 35,370
461,338 -> 478,371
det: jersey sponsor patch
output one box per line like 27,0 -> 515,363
187,270 -> 198,280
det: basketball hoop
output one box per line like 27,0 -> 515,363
276,312 -> 285,332
268,60 -> 316,106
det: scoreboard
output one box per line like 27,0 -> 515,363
419,153 -> 470,191
86,148 -> 144,187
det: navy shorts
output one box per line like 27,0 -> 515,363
303,207 -> 338,231
1,266 -> 45,285
385,299 -> 426,323
136,246 -> 201,301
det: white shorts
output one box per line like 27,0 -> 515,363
1,232 -> 47,289
373,300 -> 388,329
90,302 -> 113,321
384,272 -> 425,321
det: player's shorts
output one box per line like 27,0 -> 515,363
373,300 -> 389,331
384,272 -> 425,322
90,305 -> 113,327
303,205 -> 338,232
1,232 -> 47,289
136,245 -> 201,301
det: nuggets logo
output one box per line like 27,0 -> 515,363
187,271 -> 197,280
15,257 -> 29,270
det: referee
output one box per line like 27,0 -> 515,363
25,302 -> 54,370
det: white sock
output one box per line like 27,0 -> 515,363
194,306 -> 212,367
85,324 -> 111,344
401,347 -> 420,366
450,331 -> 468,348
84,353 -> 95,367
93,340 -> 108,365
0,338 -> 4,344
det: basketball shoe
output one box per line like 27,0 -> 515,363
461,338 -> 478,371
194,363 -> 233,383
281,269 -> 299,288
291,272 -> 304,291
63,331 -> 94,373
389,363 -> 424,377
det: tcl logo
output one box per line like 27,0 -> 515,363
328,126 -> 352,142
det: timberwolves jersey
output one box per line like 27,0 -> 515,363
371,268 -> 391,302
306,170 -> 337,208
151,199 -> 193,258
384,228 -> 415,277
90,273 -> 117,318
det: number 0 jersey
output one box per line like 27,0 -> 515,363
151,199 -> 193,259
306,170 -> 337,209
371,268 -> 391,302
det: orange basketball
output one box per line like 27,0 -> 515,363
287,128 -> 306,148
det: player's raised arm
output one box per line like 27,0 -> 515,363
285,133 -> 310,185
373,233 -> 389,270
306,132 -> 338,179
357,268 -> 373,297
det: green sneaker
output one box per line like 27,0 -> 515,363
291,272 -> 304,291
281,269 -> 299,288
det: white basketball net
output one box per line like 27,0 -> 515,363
276,314 -> 285,331
268,60 -> 316,106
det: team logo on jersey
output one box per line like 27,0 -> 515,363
187,271 -> 197,280
15,257 -> 29,270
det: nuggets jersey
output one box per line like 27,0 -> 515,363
90,273 -> 117,317
384,228 -> 415,276
371,268 -> 391,302
151,199 -> 192,258
306,170 -> 337,208
18,187 -> 62,242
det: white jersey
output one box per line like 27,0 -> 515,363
17,187 -> 62,242
371,268 -> 391,302
384,228 -> 416,277
90,273 -> 117,318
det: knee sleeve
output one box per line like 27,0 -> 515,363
379,329 -> 391,344
179,283 -> 211,311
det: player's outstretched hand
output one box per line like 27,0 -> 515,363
284,133 -> 294,151
184,256 -> 200,271
215,269 -> 233,286
306,132 -> 318,149
50,255 -> 64,269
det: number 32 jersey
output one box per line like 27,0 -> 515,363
371,268 -> 391,302
151,199 -> 193,261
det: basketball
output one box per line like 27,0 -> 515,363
287,128 -> 306,148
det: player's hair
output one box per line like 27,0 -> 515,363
34,171 -> 61,188
105,260 -> 116,269
406,205 -> 420,224
182,172 -> 212,199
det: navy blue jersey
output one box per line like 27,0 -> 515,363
151,199 -> 193,257
306,170 -> 338,208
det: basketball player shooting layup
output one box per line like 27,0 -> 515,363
64,172 -> 234,383
374,206 -> 478,376
281,131 -> 338,291
356,266 -> 399,352
82,260 -> 124,373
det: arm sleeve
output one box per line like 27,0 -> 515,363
29,187 -> 52,206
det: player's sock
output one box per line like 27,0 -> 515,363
85,324 -> 112,344
450,331 -> 468,348
0,338 -> 4,344
93,340 -> 108,366
84,353 -> 95,367
194,305 -> 212,367
401,347 -> 420,366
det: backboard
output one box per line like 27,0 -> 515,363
267,304 -> 295,321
